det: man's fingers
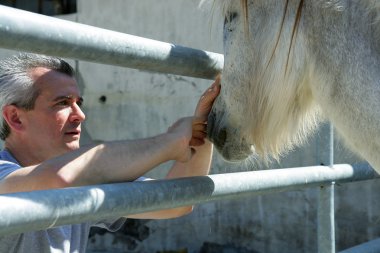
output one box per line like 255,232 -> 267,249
194,77 -> 221,119
192,130 -> 207,139
192,121 -> 207,131
190,119 -> 207,147
189,138 -> 205,147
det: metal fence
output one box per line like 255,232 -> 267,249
0,4 -> 379,253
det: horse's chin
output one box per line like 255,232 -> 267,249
207,119 -> 252,162
215,142 -> 252,162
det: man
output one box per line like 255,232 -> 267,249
0,53 -> 220,253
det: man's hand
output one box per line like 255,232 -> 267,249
167,77 -> 221,162
191,76 -> 221,146
167,116 -> 194,162
194,75 -> 221,121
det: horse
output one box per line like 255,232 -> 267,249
205,0 -> 380,172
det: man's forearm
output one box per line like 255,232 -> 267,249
0,133 -> 181,193
125,140 -> 213,220
49,133 -> 182,186
166,140 -> 213,179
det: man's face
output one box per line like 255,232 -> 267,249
22,67 -> 85,160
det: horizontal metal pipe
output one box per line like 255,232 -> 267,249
0,164 -> 377,236
0,5 -> 223,80
339,238 -> 380,253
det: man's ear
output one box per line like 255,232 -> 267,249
2,105 -> 25,132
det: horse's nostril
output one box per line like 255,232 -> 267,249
218,128 -> 227,147
207,111 -> 216,137
207,110 -> 228,149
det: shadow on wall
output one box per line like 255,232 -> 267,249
89,219 -> 151,252
89,222 -> 260,253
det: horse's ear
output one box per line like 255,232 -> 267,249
2,105 -> 25,133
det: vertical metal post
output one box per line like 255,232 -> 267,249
318,124 -> 335,253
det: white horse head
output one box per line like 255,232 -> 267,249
207,0 -> 380,171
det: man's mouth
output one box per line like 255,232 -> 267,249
65,130 -> 81,136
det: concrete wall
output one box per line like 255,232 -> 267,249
1,1 -> 380,252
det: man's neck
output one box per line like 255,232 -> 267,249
4,138 -> 44,166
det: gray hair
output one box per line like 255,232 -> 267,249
0,53 -> 75,140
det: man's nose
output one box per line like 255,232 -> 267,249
70,103 -> 86,122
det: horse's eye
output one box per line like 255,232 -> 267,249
224,12 -> 238,26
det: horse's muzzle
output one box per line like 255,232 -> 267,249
207,108 -> 252,162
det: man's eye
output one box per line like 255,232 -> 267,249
77,100 -> 83,107
224,12 -> 238,26
56,100 -> 69,106
224,12 -> 238,32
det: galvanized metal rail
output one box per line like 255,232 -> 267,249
0,164 -> 377,236
0,5 -> 223,80
318,124 -> 335,253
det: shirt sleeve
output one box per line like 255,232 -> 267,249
92,217 -> 127,232
0,160 -> 20,180
135,176 -> 153,182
